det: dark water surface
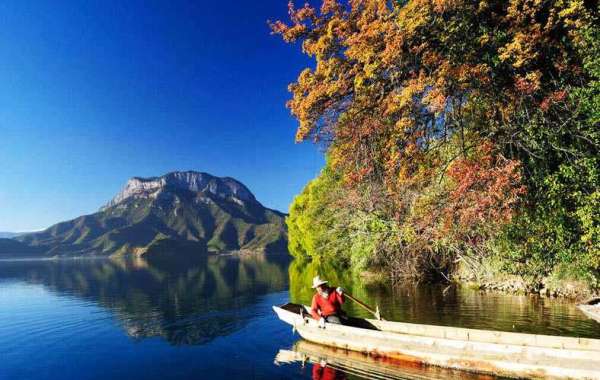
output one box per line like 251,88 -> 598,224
1,255 -> 599,380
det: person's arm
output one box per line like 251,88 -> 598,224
335,286 -> 345,304
310,294 -> 321,320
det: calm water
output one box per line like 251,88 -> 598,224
1,255 -> 598,380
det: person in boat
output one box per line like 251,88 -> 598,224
310,275 -> 345,327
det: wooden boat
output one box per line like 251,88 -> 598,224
578,298 -> 600,324
273,303 -> 600,379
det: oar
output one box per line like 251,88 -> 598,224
344,292 -> 384,321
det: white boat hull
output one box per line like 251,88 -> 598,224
273,304 -> 600,379
579,304 -> 600,324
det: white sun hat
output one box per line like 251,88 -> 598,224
311,275 -> 328,288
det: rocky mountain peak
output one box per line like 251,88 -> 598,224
102,171 -> 256,210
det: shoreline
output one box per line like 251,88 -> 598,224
359,268 -> 599,302
462,278 -> 599,302
0,249 -> 291,262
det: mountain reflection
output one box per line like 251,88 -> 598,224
0,253 -> 290,345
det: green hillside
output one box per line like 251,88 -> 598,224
0,238 -> 46,258
3,172 -> 287,258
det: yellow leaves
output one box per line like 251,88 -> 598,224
398,75 -> 427,108
501,0 -> 592,72
353,72 -> 368,91
397,0 -> 431,35
432,0 -> 459,13
299,66 -> 314,80
363,60 -> 381,80
382,92 -> 402,116
395,117 -> 413,131
326,17 -> 349,40
478,33 -> 491,47
295,121 -> 312,142
499,29 -> 542,68
345,17 -> 389,67
558,0 -> 586,22
313,58 -> 333,82
477,0 -> 491,12
305,34 -> 335,58
557,0 -> 590,44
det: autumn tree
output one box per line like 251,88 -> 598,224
275,0 -> 599,284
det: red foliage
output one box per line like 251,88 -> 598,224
442,143 -> 526,241
540,90 -> 568,112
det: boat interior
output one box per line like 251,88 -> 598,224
584,297 -> 600,305
279,303 -> 380,330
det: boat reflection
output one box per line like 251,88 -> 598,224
311,362 -> 346,380
275,340 -> 500,380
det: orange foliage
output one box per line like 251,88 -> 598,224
271,0 -> 595,250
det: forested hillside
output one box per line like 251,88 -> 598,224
274,0 -> 599,293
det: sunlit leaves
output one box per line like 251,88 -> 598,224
274,0 -> 599,284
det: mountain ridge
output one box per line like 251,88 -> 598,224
102,171 -> 258,210
2,171 -> 287,259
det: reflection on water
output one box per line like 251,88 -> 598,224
288,260 -> 600,338
1,254 -> 599,380
311,363 -> 344,380
276,340 -> 502,380
0,253 -> 290,345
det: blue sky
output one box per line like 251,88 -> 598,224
0,0 -> 324,231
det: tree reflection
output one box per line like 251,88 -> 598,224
287,259 -> 600,338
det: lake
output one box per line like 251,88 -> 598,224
1,254 -> 599,380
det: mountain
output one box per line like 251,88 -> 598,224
3,171 -> 287,258
0,238 -> 46,256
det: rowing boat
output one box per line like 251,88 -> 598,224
273,303 -> 600,379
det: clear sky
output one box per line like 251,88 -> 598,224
0,0 -> 324,231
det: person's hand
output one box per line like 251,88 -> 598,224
318,317 -> 326,328
336,287 -> 344,295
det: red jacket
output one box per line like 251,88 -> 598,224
310,287 -> 344,320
